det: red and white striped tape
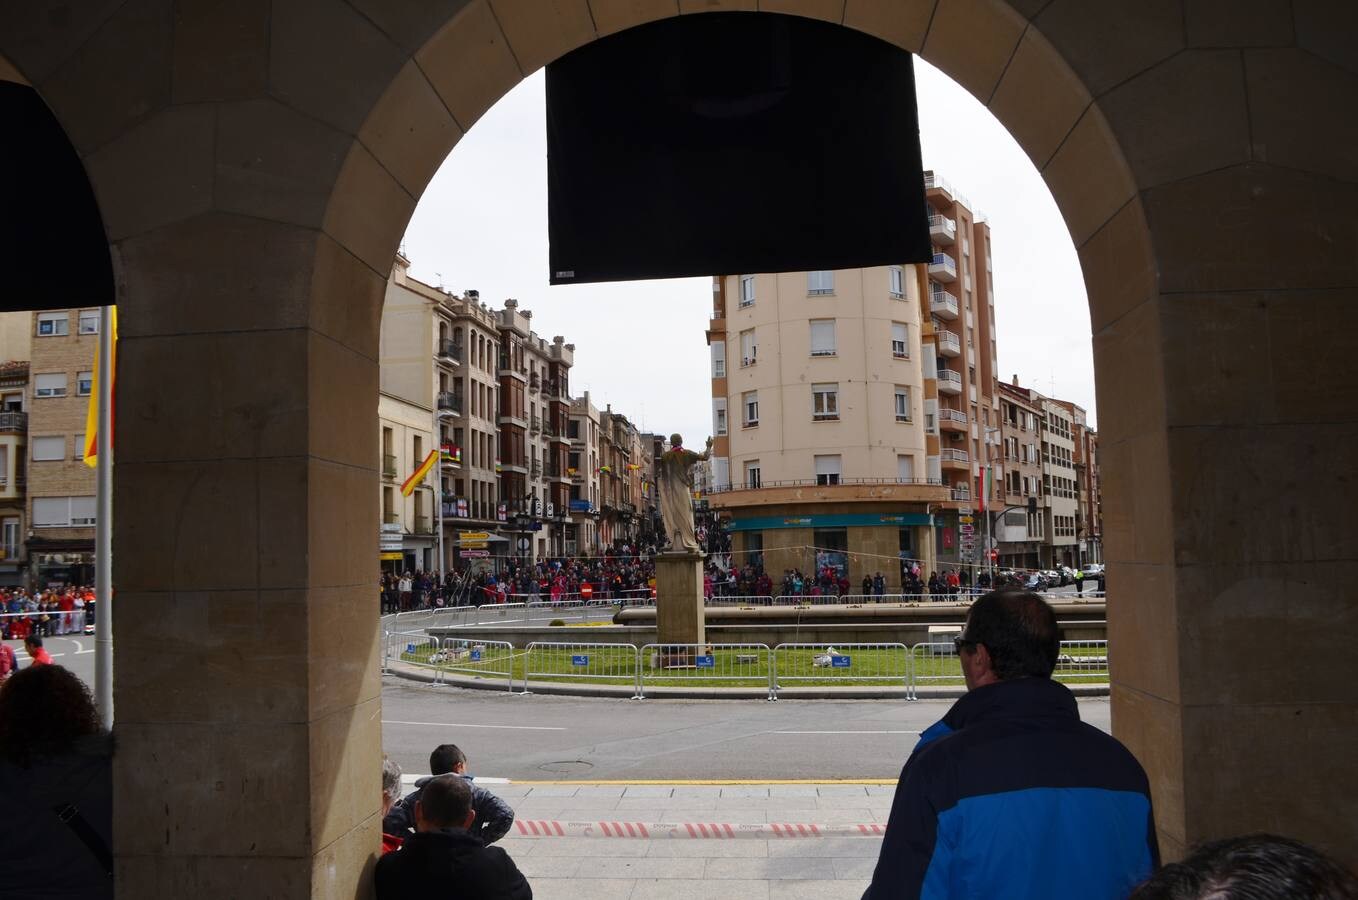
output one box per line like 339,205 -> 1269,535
512,820 -> 885,839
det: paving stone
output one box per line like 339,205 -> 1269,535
524,785 -> 582,798
647,840 -> 770,858
767,785 -> 821,798
622,785 -> 677,798
519,837 -> 651,857
769,879 -> 873,898
704,857 -> 840,880
586,857 -> 709,879
631,877 -> 772,899
768,838 -> 883,858
719,786 -> 771,799
530,877 -> 638,900
815,785 -> 871,797
516,855 -> 584,878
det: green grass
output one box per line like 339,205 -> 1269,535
395,642 -> 1111,689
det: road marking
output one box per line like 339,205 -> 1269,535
773,730 -> 921,735
511,778 -> 898,785
381,719 -> 566,731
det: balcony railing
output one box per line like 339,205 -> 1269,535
930,290 -> 959,319
414,516 -> 431,534
530,414 -> 541,434
928,214 -> 957,244
929,253 -> 958,282
436,339 -> 463,363
437,391 -> 461,415
937,369 -> 963,392
951,485 -> 971,500
529,372 -> 540,392
940,448 -> 970,463
530,461 -> 541,478
704,476 -> 947,495
936,330 -> 961,356
382,454 -> 397,478
938,407 -> 968,427
383,512 -> 399,525
0,411 -> 26,433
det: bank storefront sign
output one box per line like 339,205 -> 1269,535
379,523 -> 402,552
726,512 -> 934,531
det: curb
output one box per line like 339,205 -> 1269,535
383,660 -> 1110,700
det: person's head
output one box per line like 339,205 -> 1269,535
429,743 -> 468,776
1130,834 -> 1358,900
381,756 -> 403,817
24,634 -> 42,650
954,590 -> 1059,690
414,774 -> 475,832
0,665 -> 102,766
670,433 -> 683,447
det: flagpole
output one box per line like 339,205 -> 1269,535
94,304 -> 114,730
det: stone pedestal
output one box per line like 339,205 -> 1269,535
655,550 -> 706,651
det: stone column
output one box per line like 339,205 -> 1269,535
654,550 -> 706,651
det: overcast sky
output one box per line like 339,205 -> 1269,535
402,57 -> 1096,441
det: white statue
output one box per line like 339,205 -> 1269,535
657,433 -> 712,554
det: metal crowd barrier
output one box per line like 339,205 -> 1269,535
385,630 -> 444,678
908,642 -> 964,700
773,643 -> 910,695
703,595 -> 775,607
521,642 -> 642,697
1054,639 -> 1109,683
438,637 -> 517,692
637,643 -> 774,700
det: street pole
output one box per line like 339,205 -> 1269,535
94,304 -> 114,731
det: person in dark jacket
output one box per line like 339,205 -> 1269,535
864,590 -> 1158,900
384,742 -> 515,844
375,774 -> 531,899
0,665 -> 113,900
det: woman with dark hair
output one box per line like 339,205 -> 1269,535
0,664 -> 113,899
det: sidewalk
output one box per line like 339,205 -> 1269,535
485,781 -> 893,899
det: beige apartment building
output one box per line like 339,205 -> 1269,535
995,379 -> 1046,567
0,361 -> 28,584
377,391 -> 436,574
706,172 -> 1003,586
1056,399 -> 1103,565
1039,396 -> 1079,567
24,307 -> 100,587
567,393 -> 601,554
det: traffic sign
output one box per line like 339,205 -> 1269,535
989,549 -> 999,561
459,531 -> 491,542
959,524 -> 974,534
959,516 -> 974,524
459,549 -> 489,558
516,537 -> 530,551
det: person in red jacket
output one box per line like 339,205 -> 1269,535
23,635 -> 53,667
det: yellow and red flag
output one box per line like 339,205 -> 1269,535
401,449 -> 438,496
82,307 -> 117,468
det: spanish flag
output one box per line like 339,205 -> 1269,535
401,449 -> 437,496
82,307 -> 117,468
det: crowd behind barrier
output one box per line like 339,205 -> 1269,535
0,587 -> 97,641
385,637 -> 1111,700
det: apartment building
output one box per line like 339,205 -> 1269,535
0,361 -> 27,584
923,172 -> 1004,570
378,391 -> 436,575
995,380 -> 1045,567
596,405 -> 644,549
706,260 -> 946,589
1055,399 -> 1102,565
24,307 -> 100,587
567,393 -> 602,554
1039,396 -> 1079,567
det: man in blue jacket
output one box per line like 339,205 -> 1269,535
865,590 -> 1158,899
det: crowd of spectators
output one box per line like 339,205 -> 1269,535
1,586 -> 95,641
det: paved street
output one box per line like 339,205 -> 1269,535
380,678 -> 1112,780
3,635 -> 95,683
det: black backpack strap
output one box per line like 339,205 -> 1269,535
53,803 -> 113,876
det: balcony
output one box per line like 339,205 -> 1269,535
436,339 -> 463,365
938,407 -> 968,432
940,448 -> 970,470
937,369 -> 963,394
950,485 -> 971,501
530,414 -> 541,434
383,512 -> 399,525
529,372 -> 540,393
437,391 -> 461,417
530,460 -> 541,478
706,476 -> 950,510
930,289 -> 959,319
929,214 -> 957,245
382,454 -> 397,478
440,444 -> 462,468
929,253 -> 958,283
0,411 -> 26,433
936,330 -> 961,357
414,516 -> 431,534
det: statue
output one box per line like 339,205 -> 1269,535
657,433 -> 712,554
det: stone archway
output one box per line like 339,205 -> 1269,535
1,1 -> 1354,895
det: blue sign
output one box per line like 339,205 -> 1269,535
695,655 -> 715,668
406,644 -> 416,654
571,654 -> 589,666
831,655 -> 852,668
569,499 -> 594,511
470,649 -> 482,661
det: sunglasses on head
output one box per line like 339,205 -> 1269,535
953,635 -> 978,651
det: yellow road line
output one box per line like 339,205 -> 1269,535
509,778 -> 898,786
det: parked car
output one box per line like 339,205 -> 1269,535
1080,564 -> 1104,576
1023,572 -> 1048,592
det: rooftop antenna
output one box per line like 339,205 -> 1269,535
435,272 -> 444,291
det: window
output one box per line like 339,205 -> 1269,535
77,371 -> 93,396
713,398 -> 727,436
894,385 -> 911,422
1,517 -> 18,559
745,531 -> 764,568
812,383 -> 838,420
36,313 -> 69,336
888,266 -> 904,298
742,391 -> 759,427
740,329 -> 757,367
33,496 -> 96,527
33,373 -> 66,398
807,270 -> 834,295
744,460 -> 761,490
897,454 -> 915,482
78,309 -> 100,334
32,436 -> 64,460
891,322 -> 909,358
814,454 -> 841,486
711,340 -> 725,378
809,319 -> 836,357
924,398 -> 937,434
739,275 -> 755,307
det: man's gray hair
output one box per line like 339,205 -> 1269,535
382,756 -> 403,803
